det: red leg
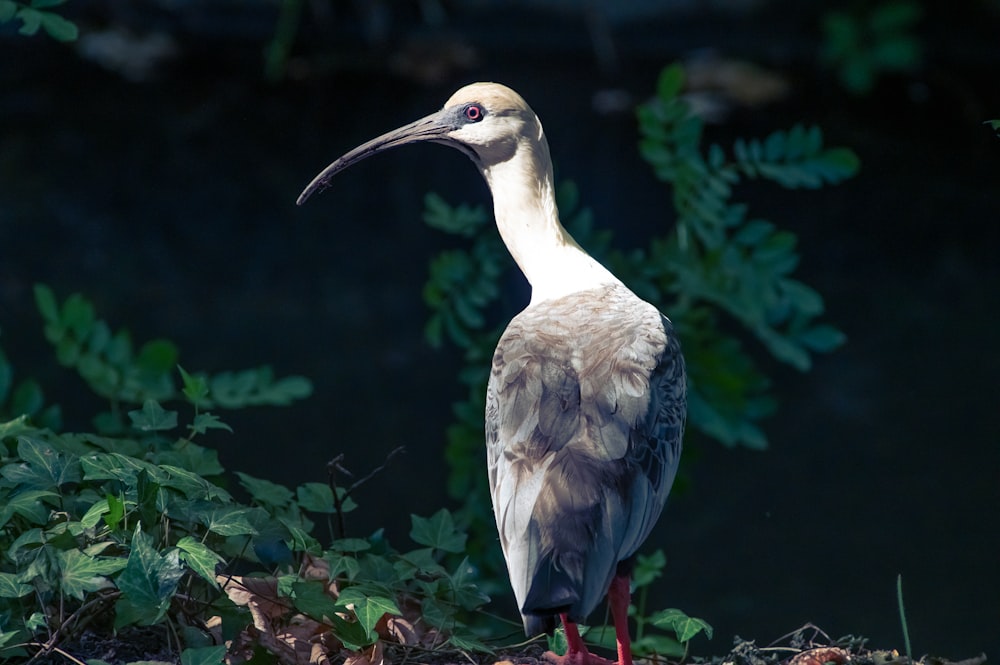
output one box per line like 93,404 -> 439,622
542,614 -> 615,665
607,573 -> 633,665
542,573 -> 634,665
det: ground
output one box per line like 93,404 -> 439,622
21,625 -> 989,665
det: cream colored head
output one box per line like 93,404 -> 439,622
297,82 -> 619,304
297,82 -> 548,203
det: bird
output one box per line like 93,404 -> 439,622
297,82 -> 686,665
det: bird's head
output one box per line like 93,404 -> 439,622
297,82 -> 543,205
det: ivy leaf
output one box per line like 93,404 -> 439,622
189,412 -> 232,435
632,549 -> 666,588
178,365 -> 209,404
0,572 -> 32,598
0,489 -> 58,527
15,435 -> 81,488
198,505 -> 258,537
176,536 -> 225,587
409,509 -> 466,553
180,645 -> 228,665
115,524 -> 185,627
648,608 -> 714,642
128,399 -> 178,432
336,587 -> 401,641
290,579 -> 341,622
633,633 -> 685,658
296,483 -> 356,514
58,549 -> 127,601
236,471 -> 294,508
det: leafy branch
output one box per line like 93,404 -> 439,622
0,0 -> 78,42
0,286 -> 495,664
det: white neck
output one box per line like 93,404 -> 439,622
479,131 -> 620,307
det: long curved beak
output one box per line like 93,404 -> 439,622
296,109 -> 460,206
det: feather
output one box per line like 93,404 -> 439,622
486,282 -> 685,632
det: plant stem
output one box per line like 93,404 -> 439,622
897,574 -> 913,663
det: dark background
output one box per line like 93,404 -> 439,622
2,0 -> 998,660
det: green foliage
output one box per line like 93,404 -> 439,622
0,286 -> 492,663
420,62 -> 857,623
0,337 -> 61,431
0,0 -> 78,42
986,119 -> 1000,136
34,284 -> 312,434
821,0 -> 924,94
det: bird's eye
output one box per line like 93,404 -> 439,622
464,104 -> 485,122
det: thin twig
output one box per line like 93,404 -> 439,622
16,643 -> 89,665
327,446 -> 406,540
343,446 -> 406,500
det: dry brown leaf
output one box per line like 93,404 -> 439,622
343,641 -> 385,665
218,575 -> 289,631
308,640 -> 332,665
382,616 -> 422,646
302,553 -> 330,581
787,646 -> 852,665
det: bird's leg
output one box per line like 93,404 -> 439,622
607,573 -> 633,665
541,613 -> 617,665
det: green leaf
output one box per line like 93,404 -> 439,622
128,399 -> 178,432
105,493 -> 126,529
0,572 -> 33,598
16,7 -> 42,35
0,1 -> 19,22
409,509 -> 466,553
160,464 -> 232,502
80,496 -> 112,529
176,536 -> 225,587
115,524 -> 185,627
189,412 -> 232,435
16,435 -> 81,487
137,339 -> 178,373
657,63 -> 685,101
199,505 -> 258,537
296,482 -> 356,514
179,365 -> 209,403
58,549 -> 127,600
423,192 -> 487,237
180,645 -> 227,665
236,471 -> 294,508
447,556 -> 490,610
37,7 -> 77,41
81,452 -> 165,484
11,379 -> 44,417
797,324 -> 847,352
290,579 -> 340,622
633,633 -> 685,658
447,632 -> 495,655
648,608 -> 714,642
0,414 -> 32,439
336,587 -> 400,640
632,549 -> 666,588
0,489 -> 58,527
329,538 -> 372,553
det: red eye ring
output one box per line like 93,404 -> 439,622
464,104 -> 484,122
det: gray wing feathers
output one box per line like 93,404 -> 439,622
485,284 -> 686,632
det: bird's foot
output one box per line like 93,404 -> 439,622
541,649 -> 618,665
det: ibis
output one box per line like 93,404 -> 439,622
298,83 -> 686,665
